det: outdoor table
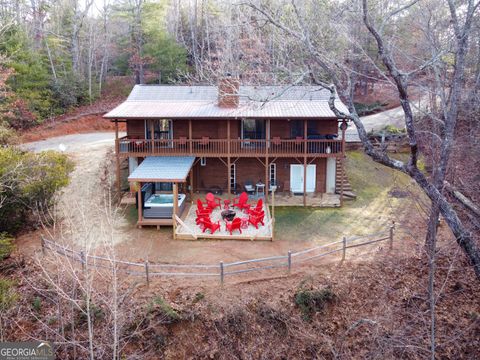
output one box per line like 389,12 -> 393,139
240,217 -> 249,229
256,182 -> 265,197
223,199 -> 231,209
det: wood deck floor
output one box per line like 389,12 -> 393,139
175,202 -> 273,241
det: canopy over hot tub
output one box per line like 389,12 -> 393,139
128,156 -> 195,183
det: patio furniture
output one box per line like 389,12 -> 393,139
233,192 -> 250,212
240,217 -> 249,229
244,180 -> 255,195
248,198 -> 263,215
223,199 -> 231,209
199,218 -> 221,234
221,209 -> 236,222
256,182 -> 265,198
196,199 -> 212,215
225,217 -> 242,235
248,211 -> 265,229
205,192 -> 222,210
195,212 -> 210,226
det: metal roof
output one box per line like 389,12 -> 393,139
128,156 -> 195,182
105,85 -> 349,119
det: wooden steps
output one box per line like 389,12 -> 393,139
335,158 -> 357,199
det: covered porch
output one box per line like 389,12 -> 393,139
128,156 -> 195,228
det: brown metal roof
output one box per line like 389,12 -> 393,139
104,85 -> 349,119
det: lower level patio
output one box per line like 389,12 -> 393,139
175,201 -> 273,241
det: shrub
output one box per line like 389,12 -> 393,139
32,296 -> 42,312
294,287 -> 336,320
153,296 -> 181,323
0,147 -> 74,233
0,233 -> 14,261
0,124 -> 17,145
354,101 -> 388,116
0,278 -> 18,313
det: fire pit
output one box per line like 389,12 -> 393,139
221,209 -> 236,222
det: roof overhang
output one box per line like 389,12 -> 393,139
128,156 -> 195,183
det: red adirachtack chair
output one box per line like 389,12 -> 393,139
225,217 -> 242,235
232,192 -> 250,212
197,199 -> 212,215
248,211 -> 265,229
248,198 -> 263,215
205,192 -> 222,210
199,218 -> 221,234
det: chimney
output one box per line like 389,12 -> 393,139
218,73 -> 240,108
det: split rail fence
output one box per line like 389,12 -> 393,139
41,225 -> 394,285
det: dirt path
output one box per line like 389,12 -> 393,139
22,132 -> 129,250
346,98 -> 426,142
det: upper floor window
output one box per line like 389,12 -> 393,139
145,119 -> 172,140
241,119 -> 265,139
290,120 -> 318,138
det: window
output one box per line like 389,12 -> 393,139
269,163 -> 276,187
145,119 -> 172,140
230,163 -> 236,191
200,157 -> 207,166
290,120 -> 318,138
241,119 -> 265,139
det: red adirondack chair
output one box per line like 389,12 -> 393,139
248,211 -> 265,229
196,199 -> 211,215
232,192 -> 250,211
200,218 -> 221,234
205,192 -> 221,210
195,212 -> 210,226
225,217 -> 242,235
248,198 -> 263,215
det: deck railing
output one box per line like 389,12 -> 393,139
117,137 -> 343,157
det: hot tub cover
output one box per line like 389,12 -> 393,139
128,156 -> 195,182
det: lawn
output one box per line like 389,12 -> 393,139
273,151 -> 427,244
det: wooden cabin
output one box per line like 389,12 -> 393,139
104,77 -> 350,229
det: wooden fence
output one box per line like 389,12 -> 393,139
40,225 -> 394,285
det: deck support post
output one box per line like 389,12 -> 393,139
303,119 -> 308,207
188,119 -> 192,154
227,119 -> 231,199
173,182 -> 178,240
150,120 -> 155,151
115,121 -> 121,195
137,182 -> 143,228
271,187 -> 275,241
172,182 -> 178,240
189,168 -> 194,203
265,119 -> 270,203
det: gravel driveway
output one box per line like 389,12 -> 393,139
23,132 -> 128,250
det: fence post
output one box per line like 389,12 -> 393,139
80,251 -> 85,271
389,222 -> 395,250
145,261 -> 150,286
40,236 -> 45,256
342,236 -> 347,262
287,251 -> 292,273
220,261 -> 224,286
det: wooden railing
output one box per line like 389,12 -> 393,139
117,137 -> 343,157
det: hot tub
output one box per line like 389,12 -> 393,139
143,193 -> 187,219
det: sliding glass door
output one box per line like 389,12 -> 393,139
241,119 -> 265,140
145,119 -> 173,140
145,119 -> 173,148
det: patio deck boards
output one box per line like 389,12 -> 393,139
175,202 -> 273,241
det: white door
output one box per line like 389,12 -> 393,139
290,165 -> 316,193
